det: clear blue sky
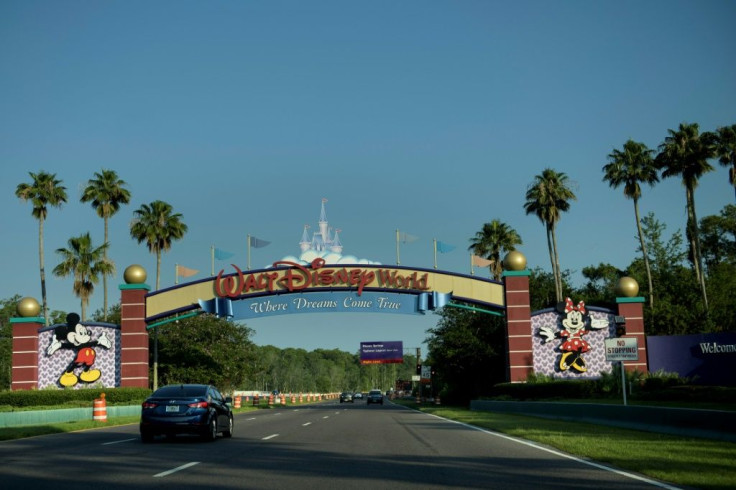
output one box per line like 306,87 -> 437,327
2,1 -> 734,355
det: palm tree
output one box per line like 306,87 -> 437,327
129,200 -> 188,290
129,200 -> 188,390
468,220 -> 522,280
81,169 -> 131,320
603,139 -> 659,308
655,122 -> 715,314
524,168 -> 576,302
53,233 -> 113,321
714,124 -> 736,201
15,172 -> 68,325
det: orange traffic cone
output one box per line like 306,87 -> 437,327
93,393 -> 107,422
234,396 -> 242,408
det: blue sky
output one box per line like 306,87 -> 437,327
2,1 -> 734,355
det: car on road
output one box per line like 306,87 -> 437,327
366,389 -> 384,405
140,384 -> 234,442
353,391 -> 363,400
340,391 -> 353,403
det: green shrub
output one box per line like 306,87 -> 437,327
0,387 -> 151,409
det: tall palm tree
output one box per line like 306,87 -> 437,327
524,168 -> 576,302
129,200 -> 188,290
52,233 -> 113,321
81,169 -> 131,320
714,124 -> 736,201
468,220 -> 522,280
15,171 -> 68,325
129,200 -> 188,390
603,139 -> 659,308
655,122 -> 715,314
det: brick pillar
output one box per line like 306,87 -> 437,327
10,316 -> 44,390
503,270 -> 532,382
120,284 -> 150,388
616,297 -> 649,374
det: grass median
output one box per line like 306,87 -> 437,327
395,401 -> 735,490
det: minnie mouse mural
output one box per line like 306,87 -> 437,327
539,298 -> 608,373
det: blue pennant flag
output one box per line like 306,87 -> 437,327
436,241 -> 456,253
249,236 -> 271,248
214,248 -> 234,260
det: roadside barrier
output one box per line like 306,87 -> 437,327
281,394 -> 286,405
93,393 -> 107,422
268,394 -> 274,406
291,394 -> 296,404
234,396 -> 241,409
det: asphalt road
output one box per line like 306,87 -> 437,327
0,399 -> 679,489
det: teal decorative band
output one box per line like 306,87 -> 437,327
502,270 -> 530,277
616,296 -> 645,303
119,284 -> 151,291
10,316 -> 46,323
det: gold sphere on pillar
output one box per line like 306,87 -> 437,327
124,264 -> 147,284
502,250 -> 527,271
17,297 -> 41,317
616,276 -> 639,297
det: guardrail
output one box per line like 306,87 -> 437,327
0,405 -> 141,428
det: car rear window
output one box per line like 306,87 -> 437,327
153,385 -> 207,397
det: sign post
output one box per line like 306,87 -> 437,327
604,337 -> 639,406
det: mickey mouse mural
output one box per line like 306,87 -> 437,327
46,313 -> 112,387
538,298 -> 609,373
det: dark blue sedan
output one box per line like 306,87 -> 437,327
140,384 -> 234,442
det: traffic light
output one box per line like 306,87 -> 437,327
614,315 -> 626,337
416,363 -> 422,375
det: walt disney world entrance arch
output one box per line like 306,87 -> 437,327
10,252 -> 649,390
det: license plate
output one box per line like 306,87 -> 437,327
166,405 -> 180,413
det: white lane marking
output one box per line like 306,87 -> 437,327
423,412 -> 680,490
302,422 -> 312,426
263,434 -> 279,440
322,416 -> 329,419
154,462 -> 200,478
102,438 -> 137,445
247,417 -> 256,421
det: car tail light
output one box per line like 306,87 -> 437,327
188,401 -> 209,409
142,401 -> 158,409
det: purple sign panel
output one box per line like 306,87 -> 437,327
647,332 -> 736,386
360,341 -> 403,365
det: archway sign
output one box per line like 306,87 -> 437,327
146,258 -> 506,324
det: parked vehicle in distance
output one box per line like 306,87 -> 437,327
353,391 -> 363,400
366,389 -> 384,405
140,384 -> 233,442
340,391 -> 353,403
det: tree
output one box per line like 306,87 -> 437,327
129,200 -> 188,290
468,220 -> 522,280
699,204 -> 736,270
656,122 -> 715,314
129,200 -> 188,390
524,168 -> 577,301
156,314 -> 255,392
714,124 -> 736,201
81,169 -> 131,320
52,233 -> 114,321
0,295 -> 23,390
426,307 -> 507,403
603,139 -> 659,308
15,171 -> 68,325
